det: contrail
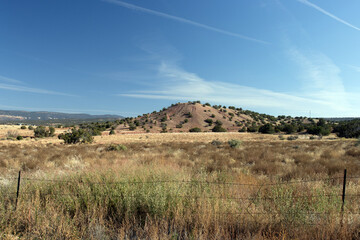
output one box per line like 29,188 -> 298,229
102,0 -> 269,44
298,0 -> 360,31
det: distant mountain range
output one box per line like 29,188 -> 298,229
0,110 -> 123,124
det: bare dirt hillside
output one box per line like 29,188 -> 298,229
115,102 -> 271,133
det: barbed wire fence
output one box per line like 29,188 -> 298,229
1,169 -> 360,226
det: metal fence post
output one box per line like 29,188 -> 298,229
341,169 -> 347,226
15,170 -> 21,210
341,169 -> 347,212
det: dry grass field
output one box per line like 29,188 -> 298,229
0,128 -> 359,239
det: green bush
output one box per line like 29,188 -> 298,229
109,129 -> 115,135
306,125 -> 331,136
258,123 -> 275,134
238,127 -> 246,132
58,128 -> 94,144
282,124 -> 297,134
212,125 -> 226,132
333,120 -> 360,138
287,136 -> 298,141
204,119 -> 213,125
211,140 -> 222,146
34,126 -> 55,138
228,139 -> 241,148
20,126 -> 26,129
107,144 -> 127,151
129,123 -> 136,131
16,136 -> 23,141
189,127 -> 201,132
247,126 -> 258,132
28,126 -> 34,130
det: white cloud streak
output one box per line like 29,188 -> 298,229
0,75 -> 76,96
0,83 -> 75,97
349,65 -> 360,72
119,61 -> 355,116
0,75 -> 23,84
102,0 -> 269,44
288,48 -> 350,112
297,0 -> 360,31
116,46 -> 360,117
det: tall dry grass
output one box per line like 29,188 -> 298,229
0,139 -> 360,239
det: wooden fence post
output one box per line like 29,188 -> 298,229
15,170 -> 21,210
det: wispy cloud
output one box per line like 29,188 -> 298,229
0,82 -> 75,97
0,75 -> 23,84
349,65 -> 360,72
102,0 -> 269,44
116,44 -> 360,117
119,61 -> 350,116
288,48 -> 349,112
0,74 -> 76,96
297,0 -> 360,31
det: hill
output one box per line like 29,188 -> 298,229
115,101 -> 303,133
0,109 -> 122,125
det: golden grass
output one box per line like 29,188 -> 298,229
0,131 -> 359,239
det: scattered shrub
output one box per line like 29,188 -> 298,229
228,139 -> 241,148
286,124 -> 299,134
107,144 -> 127,151
238,127 -> 246,132
333,119 -> 360,138
287,136 -> 298,141
247,126 -> 258,132
189,127 -> 201,132
160,116 -> 167,122
306,125 -> 331,136
58,128 -> 94,144
16,136 -> 23,141
20,126 -> 26,129
258,123 -> 275,134
212,125 -> 227,132
34,126 -> 55,138
109,129 -> 115,135
204,119 -> 213,125
129,123 -> 136,131
28,126 -> 34,130
211,140 -> 222,146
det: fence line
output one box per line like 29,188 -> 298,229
2,175 -> 360,186
10,176 -> 360,186
2,169 -> 360,225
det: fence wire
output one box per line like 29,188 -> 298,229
1,172 -> 360,222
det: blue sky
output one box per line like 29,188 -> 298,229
1,0 -> 360,117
